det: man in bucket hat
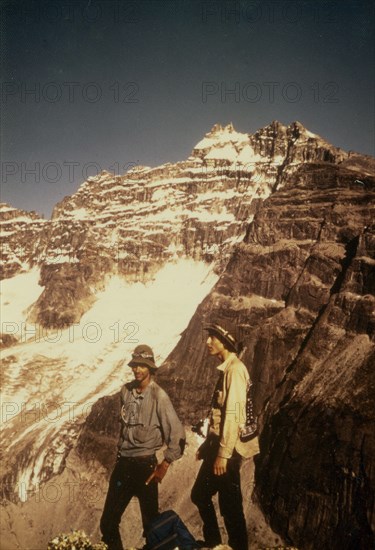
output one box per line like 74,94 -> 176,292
191,322 -> 260,550
100,344 -> 186,550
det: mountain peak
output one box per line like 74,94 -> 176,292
193,123 -> 249,153
292,120 -> 306,129
209,122 -> 236,134
270,120 -> 285,129
289,120 -> 319,137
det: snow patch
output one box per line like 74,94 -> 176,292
0,269 -> 43,328
1,259 -> 219,494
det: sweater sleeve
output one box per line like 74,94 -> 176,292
217,363 -> 247,459
157,392 -> 186,463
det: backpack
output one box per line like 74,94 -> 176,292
239,380 -> 258,442
144,510 -> 200,550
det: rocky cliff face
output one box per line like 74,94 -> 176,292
0,204 -> 47,279
2,121 -> 374,550
157,162 -> 375,549
2,121 -> 348,329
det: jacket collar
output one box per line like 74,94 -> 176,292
217,352 -> 236,372
131,380 -> 154,398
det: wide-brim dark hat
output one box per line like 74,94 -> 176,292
128,344 -> 158,371
204,322 -> 239,353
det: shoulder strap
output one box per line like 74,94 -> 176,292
210,371 -> 224,410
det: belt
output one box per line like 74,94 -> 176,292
121,454 -> 156,462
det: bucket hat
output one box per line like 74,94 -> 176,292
128,344 -> 158,371
204,322 -> 239,353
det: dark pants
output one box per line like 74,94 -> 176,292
100,456 -> 158,550
191,441 -> 248,550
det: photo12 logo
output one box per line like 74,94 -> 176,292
6,479 -> 109,504
1,81 -> 140,104
12,0 -> 139,25
1,160 -> 139,185
1,321 -> 140,345
1,400 -> 94,425
201,81 -> 340,104
201,0 -> 338,25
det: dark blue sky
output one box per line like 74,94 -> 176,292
1,0 -> 374,217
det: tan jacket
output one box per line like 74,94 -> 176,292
210,353 -> 260,459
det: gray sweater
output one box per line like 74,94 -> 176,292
118,380 -> 186,463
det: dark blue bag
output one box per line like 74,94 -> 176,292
144,510 -> 200,550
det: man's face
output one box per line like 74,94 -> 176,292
131,364 -> 151,384
206,334 -> 225,356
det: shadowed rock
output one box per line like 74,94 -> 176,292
156,163 -> 375,549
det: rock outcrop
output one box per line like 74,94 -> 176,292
2,122 -> 374,549
157,163 -> 375,549
2,122 -> 350,329
76,393 -> 121,473
0,203 -> 47,279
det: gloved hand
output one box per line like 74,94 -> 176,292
145,460 -> 170,485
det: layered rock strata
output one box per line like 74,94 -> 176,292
2,122 -> 374,549
157,163 -> 375,549
2,121 -> 349,328
0,203 -> 47,279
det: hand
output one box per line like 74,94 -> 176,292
145,460 -> 170,485
196,441 -> 208,461
213,456 -> 228,476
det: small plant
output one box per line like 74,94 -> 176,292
47,529 -> 108,550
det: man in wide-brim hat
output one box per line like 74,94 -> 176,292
191,322 -> 260,550
100,344 -> 186,550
